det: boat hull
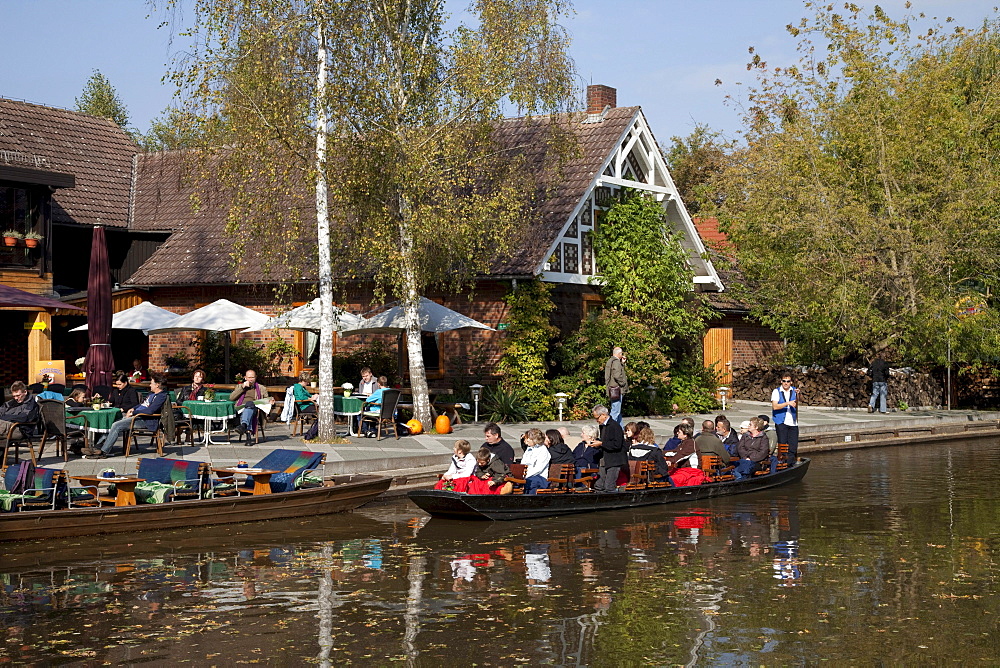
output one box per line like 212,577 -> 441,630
0,474 -> 392,542
408,459 -> 810,520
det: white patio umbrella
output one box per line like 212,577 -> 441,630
69,301 -> 180,335
342,297 -> 494,334
245,298 -> 363,332
147,299 -> 270,382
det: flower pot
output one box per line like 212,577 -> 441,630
24,239 -> 38,249
3,237 -> 16,247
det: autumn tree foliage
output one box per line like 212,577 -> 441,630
710,3 -> 1000,365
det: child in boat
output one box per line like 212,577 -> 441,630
467,446 -> 513,495
521,428 -> 551,494
434,439 -> 476,493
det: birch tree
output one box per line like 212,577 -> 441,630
163,0 -> 577,433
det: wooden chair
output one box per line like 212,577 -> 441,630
700,453 -> 735,483
125,412 -> 165,458
625,460 -> 652,491
573,467 -> 599,493
171,404 -> 195,446
776,443 -> 791,470
536,463 -> 575,494
38,399 -> 88,462
506,463 -> 528,494
359,389 -> 401,441
291,401 -> 318,437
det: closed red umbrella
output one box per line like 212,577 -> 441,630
84,226 -> 115,395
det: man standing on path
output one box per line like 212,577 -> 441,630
604,346 -> 628,426
770,374 -> 799,462
868,353 -> 890,414
589,405 -> 627,492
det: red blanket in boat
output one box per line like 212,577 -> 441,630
670,467 -> 709,487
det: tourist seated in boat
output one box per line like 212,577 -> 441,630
628,427 -> 670,479
664,423 -> 697,468
695,419 -> 731,465
521,428 -> 552,494
662,424 -> 684,451
482,423 -> 516,468
734,417 -> 771,479
108,373 -> 140,410
85,375 -> 169,459
756,414 -> 778,452
573,425 -> 602,472
434,439 -> 476,492
623,421 -> 640,446
175,368 -> 207,402
64,387 -> 88,408
467,446 -> 513,495
716,417 -> 740,456
544,429 -> 575,466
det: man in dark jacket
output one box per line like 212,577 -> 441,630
482,422 -> 516,468
0,381 -> 40,439
716,418 -> 740,457
868,353 -> 891,414
86,375 -> 170,458
589,405 -> 627,492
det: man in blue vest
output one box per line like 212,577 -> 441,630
770,374 -> 798,462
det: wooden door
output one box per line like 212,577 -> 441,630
703,327 -> 733,384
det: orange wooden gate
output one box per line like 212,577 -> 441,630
703,327 -> 733,385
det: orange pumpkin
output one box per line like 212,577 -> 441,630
435,414 -> 452,434
406,418 -> 423,435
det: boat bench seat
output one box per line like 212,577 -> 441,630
536,463 -> 576,494
0,463 -> 60,512
700,454 -> 736,483
134,458 -> 208,503
214,450 -> 326,495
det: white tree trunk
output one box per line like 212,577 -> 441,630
398,210 -> 432,427
315,22 -> 336,441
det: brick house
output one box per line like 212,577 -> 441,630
1,87 -> 728,385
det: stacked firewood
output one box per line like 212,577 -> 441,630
731,365 -> 943,409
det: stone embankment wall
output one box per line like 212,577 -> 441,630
732,365 -> 943,409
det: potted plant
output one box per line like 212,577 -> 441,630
164,353 -> 189,373
204,385 -> 216,401
2,230 -> 23,247
90,393 -> 103,410
23,232 -> 43,249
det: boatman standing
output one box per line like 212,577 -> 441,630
770,374 -> 798,463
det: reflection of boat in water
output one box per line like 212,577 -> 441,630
0,474 -> 391,543
407,459 -> 809,520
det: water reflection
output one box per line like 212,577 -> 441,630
2,440 -> 1000,665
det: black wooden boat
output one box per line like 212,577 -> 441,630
407,458 -> 809,520
0,473 -> 392,542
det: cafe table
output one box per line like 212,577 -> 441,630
66,407 -> 123,440
333,395 -> 364,436
211,467 -> 279,495
183,400 -> 238,445
70,475 -> 146,507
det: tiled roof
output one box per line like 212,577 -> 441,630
125,107 -> 640,286
692,216 -> 731,252
0,98 -> 137,227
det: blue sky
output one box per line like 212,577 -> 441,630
2,0 -> 997,145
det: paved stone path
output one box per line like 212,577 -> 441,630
27,399 -> 998,481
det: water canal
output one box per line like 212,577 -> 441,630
2,438 -> 999,665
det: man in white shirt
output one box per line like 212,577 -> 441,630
770,374 -> 798,462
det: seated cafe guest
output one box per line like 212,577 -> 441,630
109,373 -> 140,410
130,358 -> 147,383
433,439 -> 477,493
0,381 -> 40,439
522,429 -> 551,494
734,417 -> 771,480
176,369 -> 208,402
65,387 -> 88,408
292,370 -> 319,414
85,375 -> 169,459
358,367 -> 379,397
230,369 -> 274,438
358,376 -> 390,437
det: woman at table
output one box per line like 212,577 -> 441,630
108,373 -> 140,410
65,387 -> 88,408
176,368 -> 207,402
292,370 -> 318,414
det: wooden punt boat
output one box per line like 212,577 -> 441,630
407,458 -> 810,521
0,473 -> 392,542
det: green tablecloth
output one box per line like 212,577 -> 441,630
67,407 -> 122,434
183,400 -> 237,419
333,395 -> 363,415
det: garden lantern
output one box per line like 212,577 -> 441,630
554,392 -> 569,421
470,384 -> 483,423
718,386 -> 729,411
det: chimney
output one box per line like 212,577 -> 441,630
586,85 -> 617,115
